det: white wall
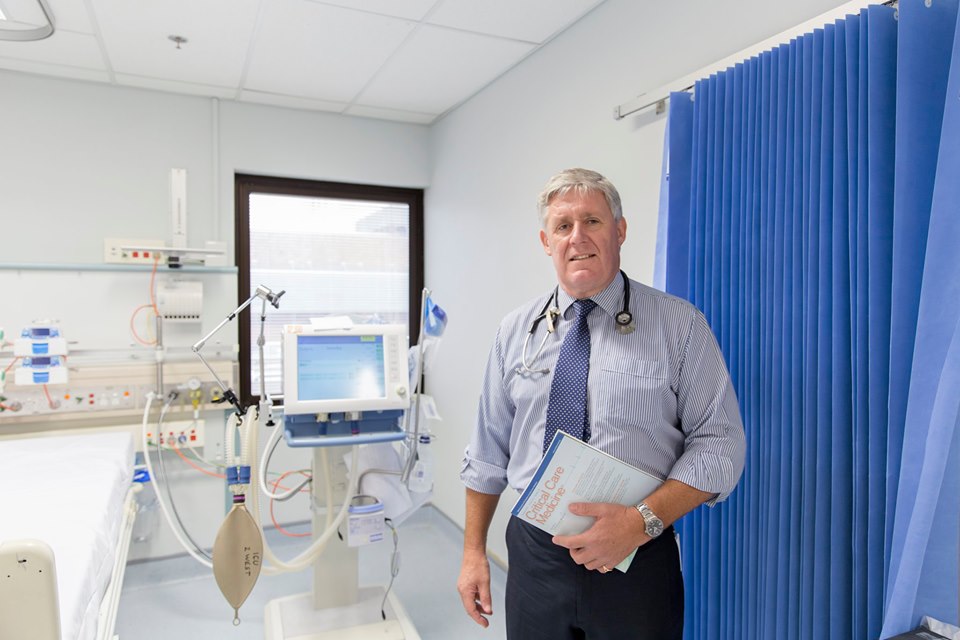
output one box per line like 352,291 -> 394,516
424,0 -> 851,564
0,70 -> 430,263
0,69 -> 431,558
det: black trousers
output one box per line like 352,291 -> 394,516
505,518 -> 684,640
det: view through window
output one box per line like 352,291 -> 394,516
236,175 -> 423,404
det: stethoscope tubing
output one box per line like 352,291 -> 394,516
516,270 -> 633,375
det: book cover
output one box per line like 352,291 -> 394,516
511,430 -> 664,572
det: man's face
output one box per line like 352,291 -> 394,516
539,189 -> 627,299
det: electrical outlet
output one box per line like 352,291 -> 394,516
104,238 -> 165,265
146,419 -> 205,450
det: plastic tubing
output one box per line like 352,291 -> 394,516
254,445 -> 359,574
239,408 -> 252,467
140,392 -> 213,569
259,419 -> 302,501
224,416 -> 236,468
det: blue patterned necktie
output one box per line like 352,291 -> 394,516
543,299 -> 597,452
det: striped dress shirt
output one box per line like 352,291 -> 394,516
461,275 -> 746,505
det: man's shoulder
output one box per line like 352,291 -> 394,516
630,279 -> 699,320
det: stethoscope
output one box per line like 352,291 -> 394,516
516,270 -> 635,375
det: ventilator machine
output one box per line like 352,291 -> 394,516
138,283 -> 444,639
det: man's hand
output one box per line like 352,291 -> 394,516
551,502 -> 646,571
457,549 -> 493,627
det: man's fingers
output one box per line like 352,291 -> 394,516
458,585 -> 492,627
552,533 -> 585,549
478,582 -> 493,614
472,601 -> 491,628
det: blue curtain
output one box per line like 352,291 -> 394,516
658,2 -> 960,638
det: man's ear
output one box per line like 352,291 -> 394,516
540,229 -> 552,255
617,217 -> 627,246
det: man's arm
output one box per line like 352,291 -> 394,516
668,309 -> 746,503
457,488 -> 501,627
637,478 -> 715,530
552,479 -> 712,571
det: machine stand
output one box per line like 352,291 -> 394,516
264,586 -> 420,640
263,447 -> 421,640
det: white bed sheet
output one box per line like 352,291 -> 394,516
0,431 -> 134,640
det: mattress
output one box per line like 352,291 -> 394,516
0,431 -> 134,640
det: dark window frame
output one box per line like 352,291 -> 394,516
235,173 -> 424,407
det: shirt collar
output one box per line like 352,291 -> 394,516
556,272 -> 623,320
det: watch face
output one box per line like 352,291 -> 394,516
637,503 -> 664,538
646,519 -> 664,538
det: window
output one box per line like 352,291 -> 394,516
235,174 -> 424,406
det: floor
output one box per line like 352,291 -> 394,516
117,506 -> 508,639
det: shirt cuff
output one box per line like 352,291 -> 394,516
460,454 -> 509,495
667,450 -> 738,506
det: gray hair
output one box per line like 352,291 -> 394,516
537,168 -> 623,227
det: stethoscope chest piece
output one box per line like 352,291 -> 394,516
615,311 -> 635,334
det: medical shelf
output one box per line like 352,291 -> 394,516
283,410 -> 407,448
0,262 -> 237,274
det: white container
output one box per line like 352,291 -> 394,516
408,435 -> 434,493
346,495 -> 385,547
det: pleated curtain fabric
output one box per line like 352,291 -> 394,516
658,2 -> 960,638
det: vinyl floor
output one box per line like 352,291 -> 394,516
117,506 -> 508,639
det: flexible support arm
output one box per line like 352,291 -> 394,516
191,284 -> 285,416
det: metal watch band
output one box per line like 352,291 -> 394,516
635,502 -> 664,538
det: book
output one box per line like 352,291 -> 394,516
511,430 -> 664,572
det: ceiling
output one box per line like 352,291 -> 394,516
0,0 -> 606,124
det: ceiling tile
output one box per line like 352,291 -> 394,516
307,0 -> 438,21
357,24 -> 534,114
240,89 -> 347,114
244,0 -> 416,103
47,0 -> 96,34
91,0 -> 259,86
1,0 -> 608,125
0,30 -> 104,69
344,104 -> 436,124
426,0 -> 604,43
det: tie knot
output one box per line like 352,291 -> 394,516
573,299 -> 597,318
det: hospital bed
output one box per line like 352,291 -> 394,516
0,431 -> 136,640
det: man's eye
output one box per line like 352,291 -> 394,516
556,224 -> 569,232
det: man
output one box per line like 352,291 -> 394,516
457,168 -> 746,639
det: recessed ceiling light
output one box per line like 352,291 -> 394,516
0,0 -> 55,40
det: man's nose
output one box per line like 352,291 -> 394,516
569,221 -> 587,243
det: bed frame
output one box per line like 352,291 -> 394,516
97,486 -> 137,640
0,477 -> 136,640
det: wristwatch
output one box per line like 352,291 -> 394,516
635,502 -> 664,538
